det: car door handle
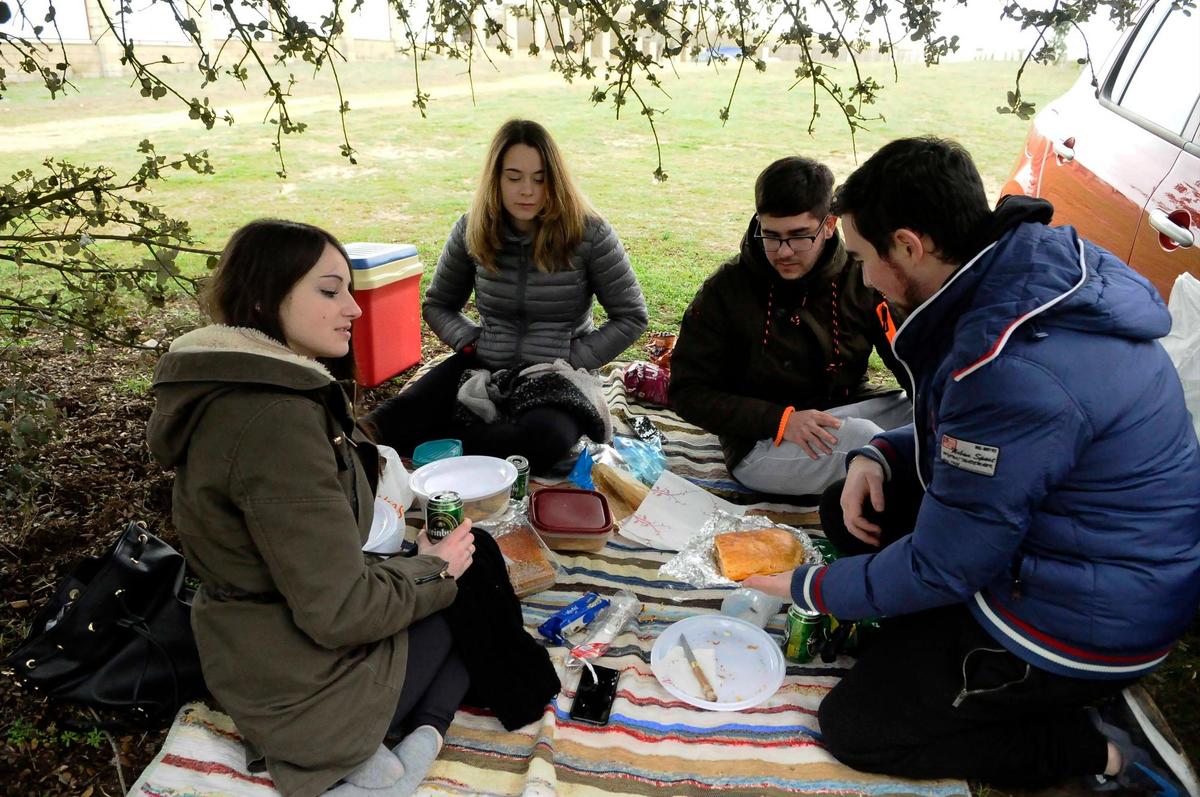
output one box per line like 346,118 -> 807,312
1052,137 -> 1075,162
1149,210 -> 1195,248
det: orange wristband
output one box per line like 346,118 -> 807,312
774,406 -> 795,447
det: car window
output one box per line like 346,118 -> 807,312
1112,5 -> 1200,136
1107,3 -> 1166,101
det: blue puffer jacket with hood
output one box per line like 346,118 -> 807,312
790,197 -> 1200,680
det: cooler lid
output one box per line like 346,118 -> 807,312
350,257 -> 423,290
530,488 -> 612,535
345,242 -> 420,270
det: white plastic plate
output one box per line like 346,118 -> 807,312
650,614 -> 785,711
363,498 -> 403,555
409,455 -> 517,502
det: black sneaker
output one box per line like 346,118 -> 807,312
1088,686 -> 1199,797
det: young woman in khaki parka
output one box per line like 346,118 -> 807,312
148,219 -> 475,797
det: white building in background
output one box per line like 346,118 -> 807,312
0,0 -> 409,77
0,0 -> 1123,79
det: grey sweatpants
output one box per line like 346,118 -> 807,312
731,393 -> 911,498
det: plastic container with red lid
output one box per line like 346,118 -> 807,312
529,487 -> 613,552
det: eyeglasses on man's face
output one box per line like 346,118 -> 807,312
754,215 -> 830,254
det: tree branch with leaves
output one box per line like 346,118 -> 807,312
0,0 -> 1145,348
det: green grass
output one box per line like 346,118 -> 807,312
114,375 -> 153,395
0,57 -> 1080,331
4,55 -> 1199,772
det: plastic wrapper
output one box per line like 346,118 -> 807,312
628,415 -> 665,445
568,446 -> 599,490
612,435 -> 665,485
568,438 -> 650,489
644,331 -> 677,369
658,510 -> 824,589
565,590 -> 642,673
537,592 -> 610,645
622,361 -> 671,407
481,501 -> 563,598
568,446 -> 649,522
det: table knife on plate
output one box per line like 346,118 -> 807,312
677,634 -> 719,702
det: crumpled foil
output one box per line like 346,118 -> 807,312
658,510 -> 824,588
474,498 -> 528,534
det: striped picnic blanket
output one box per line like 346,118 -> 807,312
127,366 -> 969,797
600,365 -> 753,501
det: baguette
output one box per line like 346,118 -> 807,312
591,462 -> 650,521
714,529 -> 805,581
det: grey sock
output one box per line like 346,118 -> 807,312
324,743 -> 404,794
389,725 -> 443,796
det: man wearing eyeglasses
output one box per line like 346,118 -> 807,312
669,156 -> 910,499
745,138 -> 1200,795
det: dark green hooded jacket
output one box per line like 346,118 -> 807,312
148,325 -> 456,797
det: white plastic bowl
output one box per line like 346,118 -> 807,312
409,455 -> 518,522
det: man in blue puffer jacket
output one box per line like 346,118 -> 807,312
746,137 -> 1200,794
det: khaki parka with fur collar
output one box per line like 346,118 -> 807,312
147,325 -> 457,797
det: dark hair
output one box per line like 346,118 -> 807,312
204,218 -> 356,380
830,137 -> 990,265
754,156 -> 834,218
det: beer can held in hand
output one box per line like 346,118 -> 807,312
425,491 -> 463,541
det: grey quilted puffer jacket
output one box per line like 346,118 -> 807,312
423,214 -> 648,370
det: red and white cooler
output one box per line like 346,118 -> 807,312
345,242 -> 424,387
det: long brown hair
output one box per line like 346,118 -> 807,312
204,218 -> 357,380
466,119 -> 595,273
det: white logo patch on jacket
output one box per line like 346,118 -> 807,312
940,434 -> 999,476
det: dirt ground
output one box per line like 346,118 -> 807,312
0,321 -> 441,796
1,322 -> 1196,796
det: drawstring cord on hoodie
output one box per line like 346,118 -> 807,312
765,278 -> 849,447
762,289 -> 774,348
826,281 -> 841,374
762,279 -> 845,377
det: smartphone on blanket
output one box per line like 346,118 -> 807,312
569,665 -> 620,726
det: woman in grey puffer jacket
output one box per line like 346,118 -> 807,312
367,119 -> 647,472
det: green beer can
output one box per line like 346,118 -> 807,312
425,491 -> 464,541
507,455 -> 530,501
783,604 -> 823,663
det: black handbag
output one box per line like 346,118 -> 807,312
3,521 -> 206,727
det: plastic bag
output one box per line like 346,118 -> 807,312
622,361 -> 671,407
1161,272 -> 1200,441
644,331 -> 677,369
376,445 -> 414,516
568,446 -> 598,490
569,435 -> 665,489
565,590 -> 642,672
485,503 -> 562,598
364,446 -> 417,556
613,435 -> 665,485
